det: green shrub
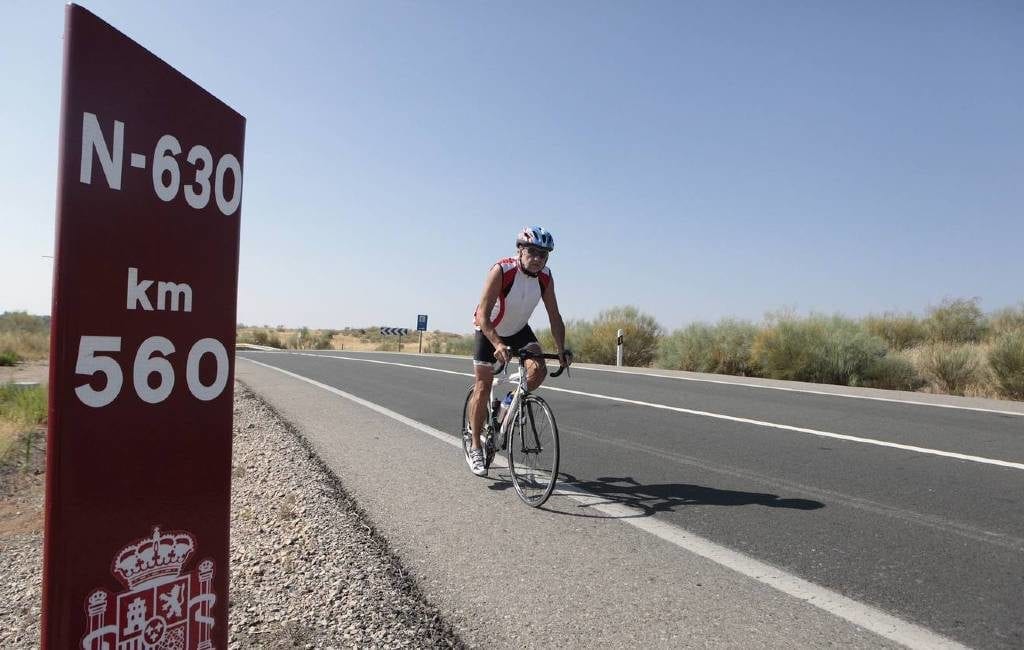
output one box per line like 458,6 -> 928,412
0,311 -> 50,362
444,334 -> 475,356
752,315 -> 887,386
249,329 -> 282,348
657,319 -> 760,376
863,312 -> 928,350
537,318 -> 592,357
912,343 -> 986,396
861,352 -> 925,391
988,304 -> 1024,338
657,323 -> 715,372
0,311 -> 49,334
575,306 -> 662,366
285,327 -> 333,350
924,298 -> 987,344
988,331 -> 1024,399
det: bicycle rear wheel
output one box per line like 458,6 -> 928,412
461,387 -> 495,469
508,395 -> 559,507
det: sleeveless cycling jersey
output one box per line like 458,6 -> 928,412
474,257 -> 552,337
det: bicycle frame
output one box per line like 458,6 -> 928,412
490,365 -> 527,452
488,350 -> 569,452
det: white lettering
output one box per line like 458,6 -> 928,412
184,145 -> 213,210
186,338 -> 229,401
80,113 -> 124,189
215,153 -> 242,216
126,267 -> 153,311
157,282 -> 193,312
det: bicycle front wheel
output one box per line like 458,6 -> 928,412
508,395 -> 559,507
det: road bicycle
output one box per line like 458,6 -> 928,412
461,349 -> 571,507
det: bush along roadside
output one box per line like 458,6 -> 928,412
536,301 -> 1024,401
989,330 -> 1024,400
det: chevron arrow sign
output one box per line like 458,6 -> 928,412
380,327 -> 410,336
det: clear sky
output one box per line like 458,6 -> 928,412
2,1 -> 1021,334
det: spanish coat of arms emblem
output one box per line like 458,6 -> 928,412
81,527 -> 217,650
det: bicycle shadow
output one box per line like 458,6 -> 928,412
544,473 -> 825,519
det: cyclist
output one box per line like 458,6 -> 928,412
467,226 -> 571,477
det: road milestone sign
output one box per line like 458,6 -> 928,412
43,6 -> 244,649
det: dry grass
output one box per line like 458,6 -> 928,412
904,342 -> 999,398
0,331 -> 48,363
0,383 -> 47,471
0,420 -> 18,463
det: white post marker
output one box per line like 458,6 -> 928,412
616,329 -> 624,367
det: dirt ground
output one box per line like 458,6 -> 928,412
1,360 -> 48,385
0,473 -> 44,536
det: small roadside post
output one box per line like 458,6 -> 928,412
616,329 -> 624,367
417,314 -> 428,353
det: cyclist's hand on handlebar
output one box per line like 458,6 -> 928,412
494,343 -> 512,365
559,349 -> 573,368
550,349 -> 573,378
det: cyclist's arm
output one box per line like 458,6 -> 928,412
476,265 -> 510,360
540,276 -> 570,366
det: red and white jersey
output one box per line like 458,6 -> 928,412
474,257 -> 552,337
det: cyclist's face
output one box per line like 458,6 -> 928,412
520,246 -> 549,272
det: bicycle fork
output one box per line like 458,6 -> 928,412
502,395 -> 544,454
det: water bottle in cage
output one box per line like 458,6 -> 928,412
498,391 -> 513,425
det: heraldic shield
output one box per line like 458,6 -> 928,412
81,527 -> 217,650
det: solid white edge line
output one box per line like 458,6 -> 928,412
238,356 -> 967,650
272,352 -> 1024,472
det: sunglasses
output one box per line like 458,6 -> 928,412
522,246 -> 549,259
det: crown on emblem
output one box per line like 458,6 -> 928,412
113,527 -> 195,590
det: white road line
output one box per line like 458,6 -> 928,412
239,356 -> 968,650
575,365 -> 1024,417
254,349 -> 1024,417
242,358 -> 459,447
276,352 -> 1024,472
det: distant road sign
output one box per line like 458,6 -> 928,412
417,315 -> 428,332
380,327 -> 410,336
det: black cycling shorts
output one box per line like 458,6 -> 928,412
473,325 -> 540,366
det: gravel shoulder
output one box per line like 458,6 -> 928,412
0,382 -> 463,648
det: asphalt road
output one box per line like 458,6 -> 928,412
236,349 -> 1024,649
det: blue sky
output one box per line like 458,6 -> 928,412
2,1 -> 1021,334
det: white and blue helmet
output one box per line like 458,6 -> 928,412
516,226 -> 555,252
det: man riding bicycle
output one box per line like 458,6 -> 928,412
467,226 -> 572,477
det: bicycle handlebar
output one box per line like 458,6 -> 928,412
493,349 -> 573,378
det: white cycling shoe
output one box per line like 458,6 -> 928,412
467,447 -> 487,477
